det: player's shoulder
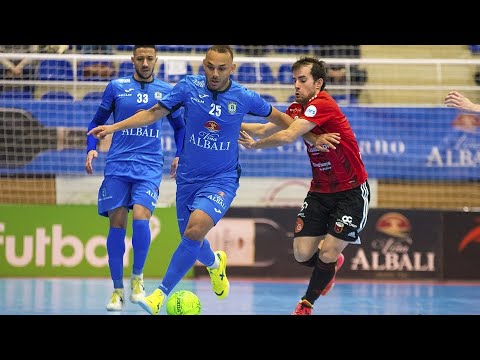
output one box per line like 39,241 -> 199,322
309,91 -> 338,109
111,76 -> 134,88
185,74 -> 206,87
310,91 -> 343,114
152,78 -> 174,90
314,90 -> 339,105
163,74 -> 205,90
231,79 -> 259,98
231,78 -> 248,91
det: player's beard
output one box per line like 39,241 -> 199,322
295,93 -> 308,105
296,89 -> 318,105
136,68 -> 154,81
208,75 -> 229,92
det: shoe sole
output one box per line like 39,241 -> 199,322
106,306 -> 123,311
321,253 -> 345,296
137,299 -> 156,315
291,310 -> 312,315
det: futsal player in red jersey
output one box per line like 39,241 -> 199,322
240,57 -> 370,315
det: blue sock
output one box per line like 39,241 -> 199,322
159,236 -> 201,295
197,238 -> 215,267
107,227 -> 126,289
132,219 -> 151,276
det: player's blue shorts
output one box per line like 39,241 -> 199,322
176,177 -> 239,234
97,175 -> 160,217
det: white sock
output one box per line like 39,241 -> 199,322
208,255 -> 220,269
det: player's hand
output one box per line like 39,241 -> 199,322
314,132 -> 341,152
444,91 -> 474,111
170,156 -> 179,179
238,130 -> 257,149
85,150 -> 98,175
87,125 -> 113,140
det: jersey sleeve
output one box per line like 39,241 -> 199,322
303,98 -> 336,126
246,88 -> 272,117
167,107 -> 186,157
158,77 -> 188,112
98,81 -> 115,111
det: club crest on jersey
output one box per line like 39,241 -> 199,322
305,105 -> 317,117
227,102 -> 237,114
334,221 -> 344,234
204,121 -> 220,132
154,92 -> 163,100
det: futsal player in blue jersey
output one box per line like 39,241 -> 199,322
84,45 -> 185,312
87,45 -> 312,315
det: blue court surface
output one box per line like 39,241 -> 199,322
1,277 -> 480,315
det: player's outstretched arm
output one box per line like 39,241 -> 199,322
239,118 -> 315,149
444,91 -> 480,113
87,103 -> 170,139
266,107 -> 295,128
241,122 -> 281,139
266,106 -> 325,145
240,128 -> 340,152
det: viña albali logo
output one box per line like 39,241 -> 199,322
350,212 -> 435,272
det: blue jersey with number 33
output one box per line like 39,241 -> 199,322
98,76 -> 184,185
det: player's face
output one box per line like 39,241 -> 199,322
202,51 -> 236,91
292,64 -> 322,105
132,47 -> 157,81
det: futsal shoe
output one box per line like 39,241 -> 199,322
291,299 -> 313,315
106,289 -> 124,311
138,288 -> 165,315
207,251 -> 230,299
129,274 -> 145,303
321,253 -> 345,296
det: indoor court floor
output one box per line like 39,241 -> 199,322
1,277 -> 480,315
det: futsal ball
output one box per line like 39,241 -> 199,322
166,290 -> 202,315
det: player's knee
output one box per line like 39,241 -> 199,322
318,247 -> 342,264
296,249 -> 319,267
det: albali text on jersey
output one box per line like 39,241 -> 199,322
157,75 -> 272,182
87,76 -> 184,184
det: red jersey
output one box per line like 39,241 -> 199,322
286,90 -> 368,193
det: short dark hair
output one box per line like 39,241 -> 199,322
133,45 -> 156,53
292,57 -> 327,91
207,45 -> 234,60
